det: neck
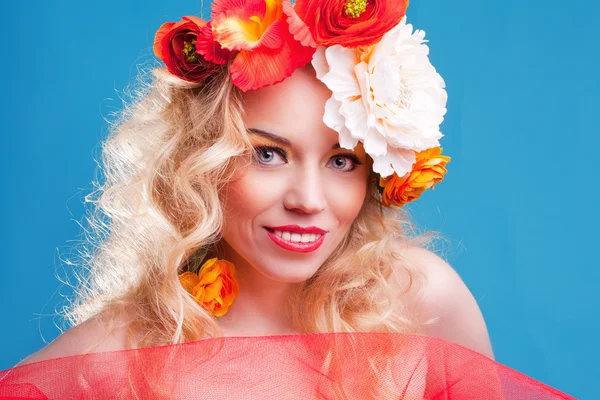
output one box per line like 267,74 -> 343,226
208,241 -> 300,337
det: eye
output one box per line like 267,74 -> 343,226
328,154 -> 362,172
252,145 -> 287,166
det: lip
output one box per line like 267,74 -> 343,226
265,225 -> 327,234
264,228 -> 326,253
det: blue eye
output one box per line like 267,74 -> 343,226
252,146 -> 287,166
328,154 -> 362,172
252,145 -> 363,172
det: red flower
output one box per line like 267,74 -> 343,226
153,16 -> 232,83
210,0 -> 316,91
294,0 -> 410,47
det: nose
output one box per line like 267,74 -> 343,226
283,166 -> 327,214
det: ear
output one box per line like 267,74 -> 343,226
398,246 -> 495,360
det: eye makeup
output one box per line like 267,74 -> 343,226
251,143 -> 363,171
247,128 -> 366,170
252,144 -> 288,165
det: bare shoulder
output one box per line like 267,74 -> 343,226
398,246 -> 495,360
16,310 -> 134,367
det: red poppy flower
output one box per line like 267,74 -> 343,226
210,0 -> 316,92
154,16 -> 232,83
294,0 -> 410,47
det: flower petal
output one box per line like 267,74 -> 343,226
321,46 -> 361,100
340,98 -> 369,140
363,130 -> 388,157
283,0 -> 316,47
211,0 -> 266,17
311,46 -> 329,80
230,28 -> 315,91
196,22 -> 233,64
258,19 -> 284,49
371,57 -> 400,105
201,277 -> 224,303
323,98 -> 359,149
178,272 -> 199,294
153,21 -> 176,58
211,0 -> 278,51
212,14 -> 264,51
373,148 -> 415,178
294,0 -> 409,47
212,306 -> 229,317
182,16 -> 207,27
198,268 -> 220,287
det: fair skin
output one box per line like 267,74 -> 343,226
18,67 -> 494,366
213,66 -> 370,337
398,246 -> 495,359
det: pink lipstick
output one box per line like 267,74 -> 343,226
266,225 -> 327,234
264,225 -> 327,253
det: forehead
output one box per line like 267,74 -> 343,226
241,66 -> 336,146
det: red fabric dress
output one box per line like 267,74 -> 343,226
0,333 -> 575,399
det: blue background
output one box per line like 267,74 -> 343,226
1,1 -> 596,398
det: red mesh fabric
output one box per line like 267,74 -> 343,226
0,333 -> 575,399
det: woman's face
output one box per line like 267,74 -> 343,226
221,66 -> 370,283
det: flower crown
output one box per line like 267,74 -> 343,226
154,0 -> 450,208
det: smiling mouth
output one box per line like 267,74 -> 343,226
264,228 -> 326,253
264,227 -> 323,243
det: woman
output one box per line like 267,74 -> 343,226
1,0 -> 573,398
16,61 -> 491,363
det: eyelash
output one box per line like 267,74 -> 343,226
252,145 -> 363,171
254,144 -> 288,162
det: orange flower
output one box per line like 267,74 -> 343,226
179,258 -> 240,317
210,0 -> 316,91
379,147 -> 450,207
294,0 -> 410,47
154,16 -> 232,83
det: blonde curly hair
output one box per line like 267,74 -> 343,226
61,60 -> 441,348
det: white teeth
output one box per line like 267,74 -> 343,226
272,230 -> 323,243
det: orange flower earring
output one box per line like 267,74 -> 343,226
179,258 -> 240,317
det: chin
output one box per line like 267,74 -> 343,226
253,261 -> 321,284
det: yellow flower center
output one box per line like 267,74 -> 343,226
344,0 -> 368,18
211,0 -> 283,51
182,40 -> 198,63
249,15 -> 263,27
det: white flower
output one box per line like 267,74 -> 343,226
312,16 -> 448,178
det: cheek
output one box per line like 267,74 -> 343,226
325,174 -> 368,226
222,170 -> 282,226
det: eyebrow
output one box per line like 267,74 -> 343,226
247,128 -> 341,150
